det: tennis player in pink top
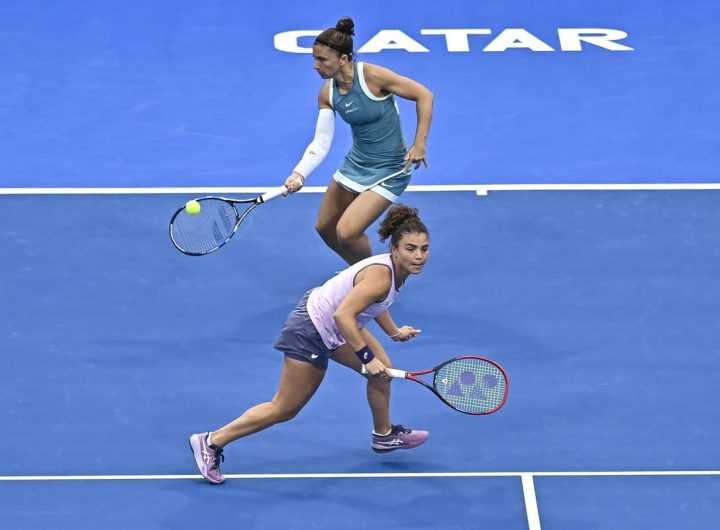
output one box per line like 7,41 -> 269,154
190,204 -> 430,484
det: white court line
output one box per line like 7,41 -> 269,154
472,183 -> 720,195
522,474 -> 542,530
2,183 -> 720,195
4,469 -> 717,530
1,470 -> 719,481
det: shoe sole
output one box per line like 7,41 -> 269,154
372,446 -> 398,453
372,441 -> 429,453
188,436 -> 225,485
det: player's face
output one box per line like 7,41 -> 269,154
312,44 -> 345,79
393,232 -> 430,275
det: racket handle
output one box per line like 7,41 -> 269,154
360,366 -> 407,378
259,185 -> 289,203
386,368 -> 407,378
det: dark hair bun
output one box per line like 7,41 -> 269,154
378,204 -> 427,243
336,17 -> 355,36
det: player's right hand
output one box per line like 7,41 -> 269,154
363,358 -> 390,378
284,172 -> 305,195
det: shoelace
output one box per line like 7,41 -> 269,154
209,445 -> 225,467
391,424 -> 411,435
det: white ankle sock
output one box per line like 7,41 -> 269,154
373,429 -> 392,437
206,432 -> 214,446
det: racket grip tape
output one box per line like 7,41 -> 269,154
259,185 -> 290,203
360,366 -> 407,378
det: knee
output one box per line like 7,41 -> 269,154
335,224 -> 361,247
315,220 -> 334,243
272,404 -> 302,423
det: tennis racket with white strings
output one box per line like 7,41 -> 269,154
169,185 -> 288,256
364,355 -> 509,415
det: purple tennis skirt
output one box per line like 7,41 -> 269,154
273,290 -> 335,370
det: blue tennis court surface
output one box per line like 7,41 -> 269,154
2,190 -> 720,528
2,0 -> 719,528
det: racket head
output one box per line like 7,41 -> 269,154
432,356 -> 509,415
169,197 -> 243,256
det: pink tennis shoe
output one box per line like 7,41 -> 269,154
371,424 -> 429,453
189,432 -> 226,484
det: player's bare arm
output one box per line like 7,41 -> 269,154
334,265 -> 392,375
374,310 -> 421,342
363,63 -> 434,170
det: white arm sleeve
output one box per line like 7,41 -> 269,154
292,108 -> 335,180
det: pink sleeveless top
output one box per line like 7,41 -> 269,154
307,254 -> 400,350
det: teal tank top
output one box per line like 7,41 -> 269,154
329,62 -> 407,174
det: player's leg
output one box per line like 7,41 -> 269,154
334,190 -> 392,265
315,180 -> 358,261
190,356 -> 325,484
316,181 -> 393,265
210,356 -> 326,446
331,328 -> 393,434
331,328 -> 429,452
332,172 -> 411,264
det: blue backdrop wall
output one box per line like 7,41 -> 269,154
0,0 -> 717,187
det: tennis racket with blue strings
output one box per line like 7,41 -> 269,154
169,185 -> 288,256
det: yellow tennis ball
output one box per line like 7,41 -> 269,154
185,200 -> 202,215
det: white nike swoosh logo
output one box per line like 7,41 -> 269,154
310,354 -> 319,359
345,101 -> 353,107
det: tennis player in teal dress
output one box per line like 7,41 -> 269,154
284,17 -> 434,265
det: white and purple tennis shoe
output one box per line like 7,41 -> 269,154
371,424 -> 429,453
189,432 -> 226,484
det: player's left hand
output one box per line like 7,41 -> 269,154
403,144 -> 428,172
391,326 -> 422,342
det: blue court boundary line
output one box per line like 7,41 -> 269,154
2,184 -> 720,196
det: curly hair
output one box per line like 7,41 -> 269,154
378,204 -> 428,246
